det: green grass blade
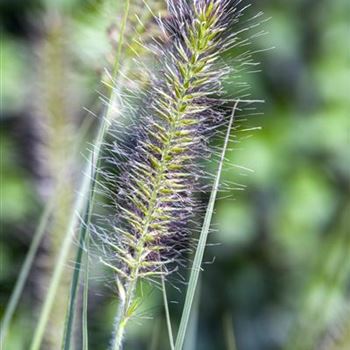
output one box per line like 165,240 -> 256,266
162,276 -> 175,350
62,1 -> 130,349
174,103 -> 238,350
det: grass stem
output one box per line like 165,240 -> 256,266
162,276 -> 175,350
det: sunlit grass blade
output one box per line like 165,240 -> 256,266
174,103 -> 239,350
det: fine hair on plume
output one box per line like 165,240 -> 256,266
91,0 -> 260,348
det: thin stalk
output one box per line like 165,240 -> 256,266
112,279 -> 137,350
112,0 -> 130,80
162,276 -> 175,350
174,103 -> 238,350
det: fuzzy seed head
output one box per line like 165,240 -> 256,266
97,0 -> 245,287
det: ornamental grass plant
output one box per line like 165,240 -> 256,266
2,0 -> 348,349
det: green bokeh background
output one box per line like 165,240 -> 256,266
1,0 -> 349,349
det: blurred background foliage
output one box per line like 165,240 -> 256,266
0,0 -> 349,349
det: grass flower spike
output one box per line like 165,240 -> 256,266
97,1 -> 242,348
